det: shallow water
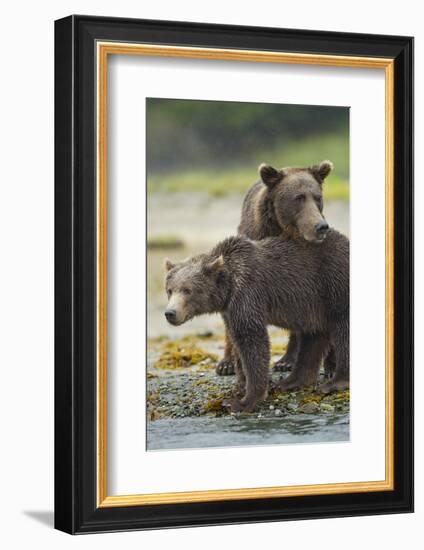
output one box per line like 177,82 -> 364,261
147,413 -> 349,451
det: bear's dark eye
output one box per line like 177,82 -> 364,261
295,193 -> 306,202
167,289 -> 172,298
181,287 -> 192,295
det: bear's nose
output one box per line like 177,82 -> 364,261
165,309 -> 177,323
315,220 -> 329,235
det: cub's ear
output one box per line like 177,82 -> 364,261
259,163 -> 285,189
205,255 -> 224,273
164,258 -> 175,272
311,160 -> 333,183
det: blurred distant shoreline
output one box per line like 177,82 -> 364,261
147,166 -> 348,201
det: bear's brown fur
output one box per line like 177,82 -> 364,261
216,161 -> 335,377
239,161 -> 332,242
164,230 -> 349,412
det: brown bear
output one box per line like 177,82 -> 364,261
164,230 -> 349,413
216,160 -> 336,378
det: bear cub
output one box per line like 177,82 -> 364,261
164,229 -> 349,412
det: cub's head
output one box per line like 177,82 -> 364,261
163,255 -> 226,326
259,160 -> 333,243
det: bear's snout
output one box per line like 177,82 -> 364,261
165,308 -> 177,324
314,220 -> 329,240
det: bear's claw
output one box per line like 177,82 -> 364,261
222,398 -> 244,413
273,358 -> 294,372
216,360 -> 235,376
222,397 -> 258,413
318,379 -> 349,394
278,375 -> 304,392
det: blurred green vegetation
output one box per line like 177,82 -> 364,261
147,99 -> 349,200
147,235 -> 184,249
148,169 -> 348,200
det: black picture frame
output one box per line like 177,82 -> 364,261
55,14 -> 414,534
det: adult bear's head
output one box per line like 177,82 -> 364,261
258,160 -> 333,243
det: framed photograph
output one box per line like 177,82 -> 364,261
54,15 -> 413,534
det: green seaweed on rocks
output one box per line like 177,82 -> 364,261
147,234 -> 184,249
153,341 -> 218,370
327,389 -> 350,402
270,343 -> 288,356
204,398 -> 225,413
300,392 -> 323,405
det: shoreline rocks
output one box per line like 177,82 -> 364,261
147,334 -> 350,421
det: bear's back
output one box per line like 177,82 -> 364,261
258,229 -> 349,320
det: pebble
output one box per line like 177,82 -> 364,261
274,409 -> 282,416
300,402 -> 320,414
320,403 -> 335,413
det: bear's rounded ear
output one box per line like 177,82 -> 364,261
259,163 -> 284,189
164,258 -> 175,272
205,255 -> 224,273
311,160 -> 333,183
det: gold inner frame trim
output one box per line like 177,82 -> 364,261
96,42 -> 395,508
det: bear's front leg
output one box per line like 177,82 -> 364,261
223,320 -> 270,413
229,346 -> 246,396
216,329 -> 236,376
